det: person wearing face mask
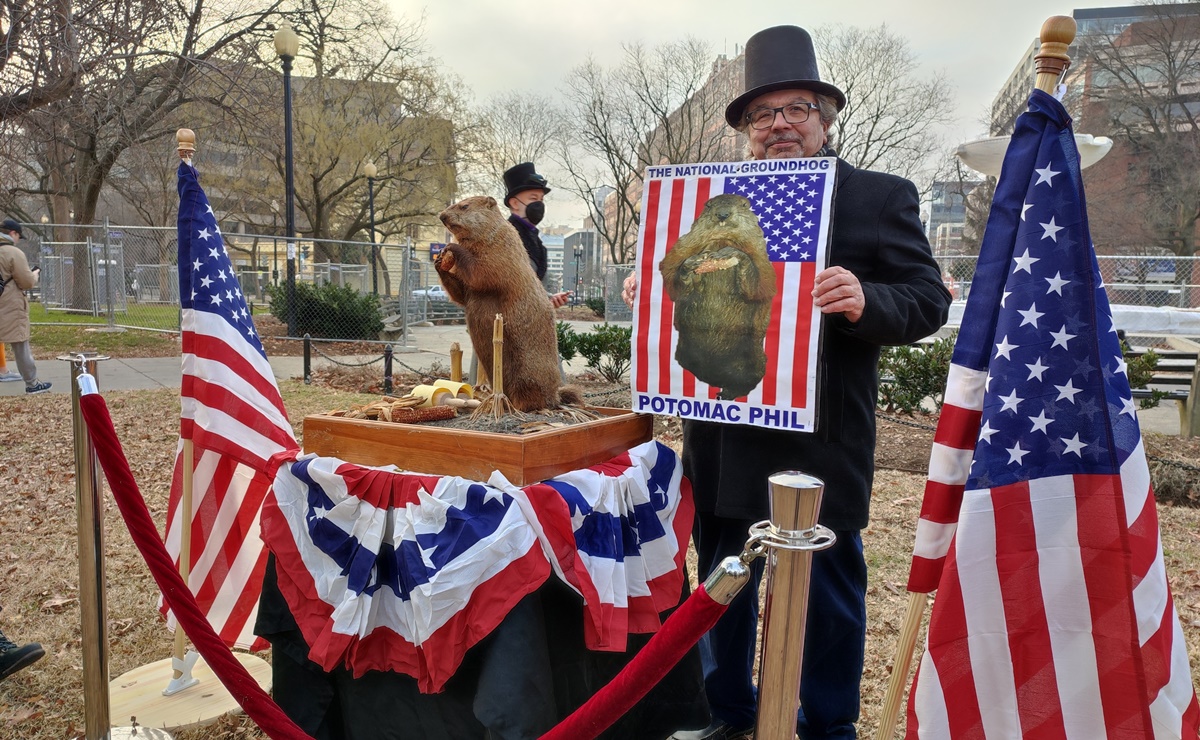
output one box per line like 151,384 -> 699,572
503,163 -> 570,308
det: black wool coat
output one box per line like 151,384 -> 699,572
682,158 -> 952,531
509,215 -> 548,281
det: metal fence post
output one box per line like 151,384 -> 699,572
383,344 -> 394,394
303,333 -> 312,385
103,218 -> 117,330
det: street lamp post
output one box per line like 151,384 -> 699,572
274,21 -> 300,337
364,161 -> 378,296
271,199 -> 280,285
573,248 -> 583,306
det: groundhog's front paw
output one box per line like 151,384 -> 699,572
436,247 -> 457,273
691,247 -> 742,275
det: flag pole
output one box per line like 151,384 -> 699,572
871,16 -> 1077,740
163,131 -> 201,697
167,440 -> 197,690
108,128 -> 273,731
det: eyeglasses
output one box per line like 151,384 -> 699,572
745,102 -> 819,130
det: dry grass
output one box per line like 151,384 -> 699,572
0,378 -> 1197,739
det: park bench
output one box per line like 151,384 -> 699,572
1126,347 -> 1199,437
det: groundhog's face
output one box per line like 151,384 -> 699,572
440,196 -> 501,240
693,194 -> 761,234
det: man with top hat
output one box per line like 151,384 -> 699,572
502,162 -> 570,308
623,26 -> 950,739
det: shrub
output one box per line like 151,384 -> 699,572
556,321 -> 579,362
877,333 -> 956,415
1122,341 -> 1165,409
584,296 -> 606,318
573,323 -> 632,383
266,281 -> 383,340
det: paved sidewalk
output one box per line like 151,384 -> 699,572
0,320 -> 606,396
2,320 -> 1184,436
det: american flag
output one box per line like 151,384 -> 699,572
162,161 -> 299,650
905,90 -> 1199,737
260,440 -> 692,693
632,160 -> 834,430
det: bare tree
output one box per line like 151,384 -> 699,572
0,0 -> 84,120
556,38 -> 738,264
465,92 -> 566,196
0,0 -> 289,309
1079,4 -> 1200,259
241,0 -> 463,246
817,24 -> 955,189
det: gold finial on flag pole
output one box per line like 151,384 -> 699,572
1034,16 -> 1077,94
177,128 -> 196,163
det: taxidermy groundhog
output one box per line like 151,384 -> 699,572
658,193 -> 776,400
436,196 -> 570,412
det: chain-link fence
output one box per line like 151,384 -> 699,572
14,220 -> 1199,343
20,221 -> 461,341
936,254 -> 1200,310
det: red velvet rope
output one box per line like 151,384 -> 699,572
78,393 -> 311,740
540,584 -> 729,740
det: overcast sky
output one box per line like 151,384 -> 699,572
394,0 -> 1133,227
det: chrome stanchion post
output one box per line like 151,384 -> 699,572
754,471 -> 836,740
62,352 -> 111,739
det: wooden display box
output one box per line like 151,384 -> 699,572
302,407 -> 654,485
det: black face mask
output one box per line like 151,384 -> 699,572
524,200 -> 545,225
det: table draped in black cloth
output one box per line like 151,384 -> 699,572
257,555 -> 710,740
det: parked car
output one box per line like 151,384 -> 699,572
412,285 -> 449,301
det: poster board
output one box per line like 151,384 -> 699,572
629,157 -> 836,432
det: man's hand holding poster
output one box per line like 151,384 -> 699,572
630,157 -> 836,431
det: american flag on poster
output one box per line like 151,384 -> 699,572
162,161 -> 299,650
260,440 -> 692,693
631,158 -> 834,431
905,90 -> 1199,738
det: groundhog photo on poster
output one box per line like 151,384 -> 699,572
657,193 -> 777,400
436,195 -> 568,412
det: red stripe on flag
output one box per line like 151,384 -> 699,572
1183,694 -> 1200,739
918,545 -> 985,738
934,403 -> 983,451
635,180 -> 662,394
760,263 -> 787,406
189,375 -> 295,452
790,262 -> 817,405
906,556 -> 945,594
919,480 -> 967,524
1075,473 -> 1154,736
218,546 -> 269,651
1126,483 -> 1159,591
681,179 -> 711,400
188,333 -> 290,419
657,183 -> 687,396
991,480 -> 1067,738
191,470 -> 269,613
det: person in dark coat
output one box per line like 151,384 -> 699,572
624,26 -> 952,740
502,163 -> 570,308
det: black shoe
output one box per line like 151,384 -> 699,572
671,720 -> 754,740
0,634 -> 45,681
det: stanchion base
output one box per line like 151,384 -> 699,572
110,726 -> 174,739
109,653 -> 271,731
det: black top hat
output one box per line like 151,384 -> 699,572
502,162 -> 551,203
725,25 -> 847,129
1,218 -> 21,237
